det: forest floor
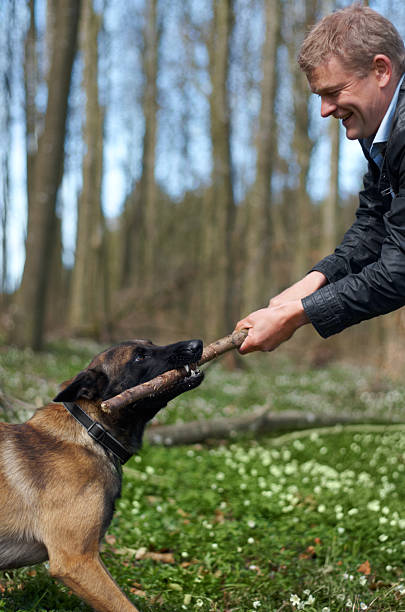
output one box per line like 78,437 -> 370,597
1,339 -> 405,611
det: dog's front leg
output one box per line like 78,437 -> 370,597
49,551 -> 139,612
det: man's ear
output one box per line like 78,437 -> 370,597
373,54 -> 393,88
53,369 -> 109,402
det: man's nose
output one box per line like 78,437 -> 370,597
320,97 -> 337,118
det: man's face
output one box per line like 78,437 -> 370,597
309,56 -> 392,140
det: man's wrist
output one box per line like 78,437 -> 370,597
292,299 -> 310,328
280,300 -> 309,331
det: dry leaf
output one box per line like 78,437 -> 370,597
357,560 -> 371,575
130,587 -> 146,597
135,547 -> 175,564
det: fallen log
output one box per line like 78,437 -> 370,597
101,328 -> 248,412
145,408 -> 404,446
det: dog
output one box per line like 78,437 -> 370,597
0,337 -> 204,611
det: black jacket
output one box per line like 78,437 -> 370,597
302,78 -> 405,338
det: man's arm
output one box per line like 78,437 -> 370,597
236,163 -> 392,353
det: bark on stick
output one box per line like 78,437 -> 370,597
100,328 -> 248,412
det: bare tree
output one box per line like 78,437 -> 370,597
285,0 -> 317,279
319,0 -> 340,258
121,0 -> 159,292
69,0 -> 107,337
0,1 -> 15,300
242,0 -> 280,313
14,1 -> 81,349
24,0 -> 38,211
321,119 -> 340,257
202,0 -> 236,340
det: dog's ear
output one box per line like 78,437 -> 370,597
53,369 -> 109,402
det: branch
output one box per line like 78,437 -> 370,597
145,408 -> 403,446
101,328 -> 248,412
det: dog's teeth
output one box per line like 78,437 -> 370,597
184,364 -> 190,374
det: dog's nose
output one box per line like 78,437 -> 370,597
189,339 -> 203,354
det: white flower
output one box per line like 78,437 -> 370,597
346,600 -> 353,608
248,520 -> 256,528
195,600 -> 204,608
253,601 -> 261,609
248,537 -> 255,544
360,604 -> 368,610
321,608 -> 330,612
306,594 -> 315,605
359,575 -> 367,586
379,534 -> 388,542
290,594 -> 301,607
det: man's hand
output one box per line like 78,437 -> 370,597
236,300 -> 309,353
235,271 -> 327,354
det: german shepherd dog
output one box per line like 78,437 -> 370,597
0,338 -> 204,611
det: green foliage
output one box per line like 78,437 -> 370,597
1,342 -> 405,610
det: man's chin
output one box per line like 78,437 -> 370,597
344,129 -> 359,140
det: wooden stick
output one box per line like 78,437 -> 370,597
100,328 -> 248,412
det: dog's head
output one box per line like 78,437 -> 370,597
54,338 -> 204,450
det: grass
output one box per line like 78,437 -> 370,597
1,339 -> 405,611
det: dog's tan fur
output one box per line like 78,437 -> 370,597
0,338 -> 203,611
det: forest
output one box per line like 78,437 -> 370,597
1,0 -> 405,373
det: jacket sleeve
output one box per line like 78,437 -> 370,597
303,148 -> 405,338
309,164 -> 389,284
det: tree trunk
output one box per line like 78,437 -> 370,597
321,118 -> 340,257
145,408 -> 400,446
24,0 -> 38,212
14,0 -> 81,349
69,0 -> 107,337
286,0 -> 317,280
242,0 -> 280,313
121,0 -> 159,293
0,0 -> 15,299
142,0 -> 159,292
203,0 -> 236,340
320,0 -> 340,259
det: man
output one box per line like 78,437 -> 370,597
237,4 -> 405,354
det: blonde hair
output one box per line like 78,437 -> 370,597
298,3 -> 405,79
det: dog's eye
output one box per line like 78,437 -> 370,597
134,351 -> 147,362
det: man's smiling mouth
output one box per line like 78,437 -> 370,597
340,111 -> 353,122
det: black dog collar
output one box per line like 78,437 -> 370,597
63,402 -> 131,465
